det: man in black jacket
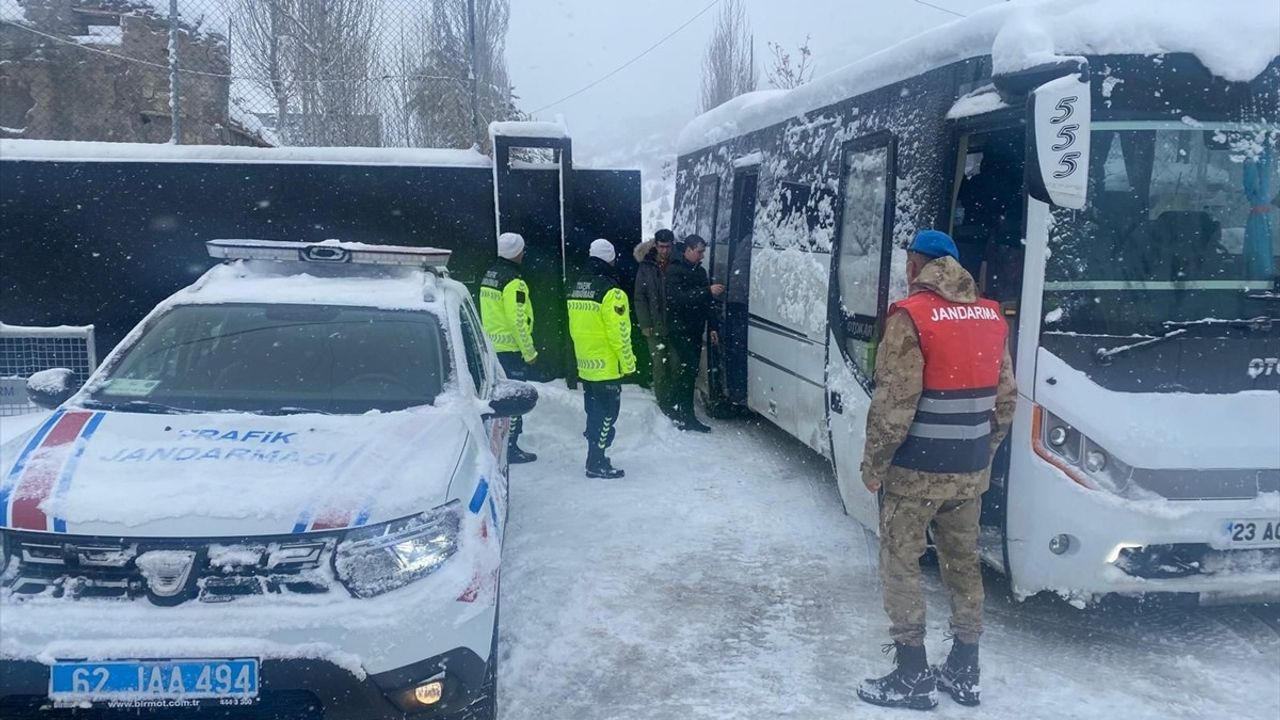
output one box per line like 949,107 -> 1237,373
665,234 -> 723,432
633,229 -> 675,418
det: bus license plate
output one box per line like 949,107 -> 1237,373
1223,519 -> 1280,548
49,659 -> 258,703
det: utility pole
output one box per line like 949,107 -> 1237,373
168,0 -> 181,143
466,0 -> 481,148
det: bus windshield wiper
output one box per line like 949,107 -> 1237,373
80,399 -> 192,415
1096,316 -> 1274,364
1094,329 -> 1187,365
1162,316 -> 1274,331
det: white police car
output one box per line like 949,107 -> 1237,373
0,240 -> 536,719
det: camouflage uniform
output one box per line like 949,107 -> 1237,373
861,256 -> 1017,646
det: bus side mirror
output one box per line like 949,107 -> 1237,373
1026,71 -> 1092,210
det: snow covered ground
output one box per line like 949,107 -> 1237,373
499,383 -> 1280,720
3,389 -> 1276,719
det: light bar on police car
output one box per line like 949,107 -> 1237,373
206,239 -> 451,268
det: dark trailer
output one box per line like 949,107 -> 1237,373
0,126 -> 641,378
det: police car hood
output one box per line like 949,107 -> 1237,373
0,405 -> 472,537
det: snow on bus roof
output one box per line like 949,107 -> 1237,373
678,0 -> 1280,155
0,139 -> 491,167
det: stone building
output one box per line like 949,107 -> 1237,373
0,0 -> 273,146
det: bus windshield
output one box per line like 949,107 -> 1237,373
1044,123 -> 1279,338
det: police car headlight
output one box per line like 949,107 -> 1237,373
1035,408 -> 1134,495
334,502 -> 461,598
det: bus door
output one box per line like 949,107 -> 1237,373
948,127 -> 1027,531
827,134 -> 896,531
720,169 -> 758,406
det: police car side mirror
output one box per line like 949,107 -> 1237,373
26,368 -> 79,409
487,379 -> 538,418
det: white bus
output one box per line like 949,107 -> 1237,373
673,2 -> 1280,605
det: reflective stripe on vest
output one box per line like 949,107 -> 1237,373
890,292 -> 1007,474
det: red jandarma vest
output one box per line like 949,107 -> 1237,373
888,291 -> 1008,474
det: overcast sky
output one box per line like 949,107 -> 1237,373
506,0 -> 1004,161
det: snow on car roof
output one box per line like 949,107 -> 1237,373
677,0 -> 1280,155
0,139 -> 491,167
175,261 -> 443,311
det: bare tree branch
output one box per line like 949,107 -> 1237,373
766,35 -> 814,90
234,0 -> 380,146
700,0 -> 756,113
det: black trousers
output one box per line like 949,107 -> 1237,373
582,380 -> 621,455
497,352 -> 532,445
667,332 -> 701,421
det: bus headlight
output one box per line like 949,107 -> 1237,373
1034,408 -> 1134,494
335,502 -> 461,598
1047,425 -> 1070,447
1084,447 -> 1108,473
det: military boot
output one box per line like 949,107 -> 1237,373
857,642 -> 938,711
585,445 -> 624,479
933,638 -> 980,706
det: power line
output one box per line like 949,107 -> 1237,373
530,0 -> 721,116
913,0 -> 967,18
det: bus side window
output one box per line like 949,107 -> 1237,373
696,175 -> 720,270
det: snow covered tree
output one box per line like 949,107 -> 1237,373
392,0 -> 522,151
766,36 -> 814,90
699,0 -> 757,113
235,0 -> 381,146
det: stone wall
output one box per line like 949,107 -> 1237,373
0,0 -> 270,146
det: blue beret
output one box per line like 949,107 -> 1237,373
909,229 -> 959,261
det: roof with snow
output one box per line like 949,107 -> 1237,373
678,0 -> 1280,155
0,139 -> 492,167
489,120 -> 569,140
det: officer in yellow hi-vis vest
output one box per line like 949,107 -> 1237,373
479,232 -> 538,464
567,239 -> 637,478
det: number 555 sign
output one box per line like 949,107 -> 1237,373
1028,73 -> 1092,210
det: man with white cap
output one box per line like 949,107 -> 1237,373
566,238 -> 637,478
479,231 -> 538,464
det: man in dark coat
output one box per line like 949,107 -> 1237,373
664,234 -> 723,432
633,229 -> 675,418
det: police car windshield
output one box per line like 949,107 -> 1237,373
87,303 -> 446,414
